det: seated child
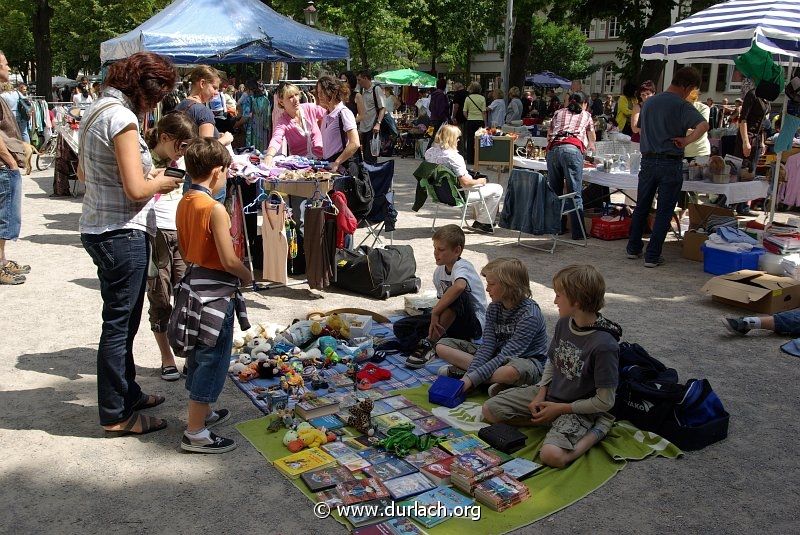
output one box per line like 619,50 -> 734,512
398,224 -> 487,369
722,311 -> 800,337
435,258 -> 548,398
483,264 -> 622,468
171,137 -> 253,454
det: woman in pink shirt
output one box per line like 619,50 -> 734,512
262,83 -> 326,167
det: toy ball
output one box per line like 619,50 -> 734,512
282,430 -> 299,446
238,353 -> 252,364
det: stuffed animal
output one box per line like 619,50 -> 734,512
346,399 -> 375,436
298,425 -> 328,448
282,429 -> 299,446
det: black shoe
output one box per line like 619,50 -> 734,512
721,317 -> 752,336
644,257 -> 665,268
204,408 -> 231,429
181,431 -> 237,454
405,339 -> 435,369
471,221 -> 494,234
160,365 -> 180,381
437,365 -> 465,379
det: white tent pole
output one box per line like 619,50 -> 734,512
770,55 -> 794,224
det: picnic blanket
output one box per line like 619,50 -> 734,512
236,385 -> 682,534
229,317 -> 443,414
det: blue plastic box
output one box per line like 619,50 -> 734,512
701,244 -> 765,275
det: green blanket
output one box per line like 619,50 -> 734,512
236,386 -> 682,534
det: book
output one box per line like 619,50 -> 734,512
315,489 -> 344,508
274,448 -> 336,479
354,518 -> 428,535
400,486 -> 475,528
329,373 -> 355,388
337,478 -> 391,506
339,452 -> 372,472
485,448 -> 514,463
382,472 -> 437,500
474,473 -> 531,511
373,411 -> 414,434
381,395 -> 414,410
399,406 -> 433,420
364,458 -> 419,481
431,427 -> 465,440
345,497 -> 394,527
419,455 -> 457,485
451,466 -> 504,495
370,400 -> 397,416
450,449 -> 504,478
294,396 -> 340,420
309,414 -> 345,430
500,458 -> 543,480
322,441 -> 358,457
404,447 -> 452,469
343,437 -> 372,451
439,434 -> 490,456
412,416 -> 450,434
301,465 -> 357,492
358,447 -> 393,465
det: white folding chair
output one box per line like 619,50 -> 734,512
431,186 -> 494,232
517,191 -> 587,254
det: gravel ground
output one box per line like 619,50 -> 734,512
1,159 -> 798,534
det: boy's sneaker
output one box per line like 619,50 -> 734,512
205,408 -> 231,429
181,431 -> 237,454
626,250 -> 642,259
721,317 -> 752,336
644,257 -> 665,268
437,365 -> 465,379
487,383 -> 511,398
405,339 -> 435,369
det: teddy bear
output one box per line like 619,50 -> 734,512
297,423 -> 328,449
346,399 -> 375,436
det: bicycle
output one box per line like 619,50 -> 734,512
36,134 -> 57,171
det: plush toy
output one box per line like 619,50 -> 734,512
317,336 -> 339,355
298,425 -> 328,449
238,353 -> 253,365
282,429 -> 299,446
238,362 -> 260,382
229,361 -> 247,374
347,399 -> 375,436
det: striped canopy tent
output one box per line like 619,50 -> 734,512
641,0 -> 800,222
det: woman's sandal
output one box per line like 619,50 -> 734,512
132,393 -> 166,411
104,414 -> 168,437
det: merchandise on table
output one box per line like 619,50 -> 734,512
381,395 -> 415,410
451,466 -> 505,495
403,446 -> 453,469
364,458 -> 419,481
399,406 -> 433,420
373,411 -> 415,434
337,478 -> 391,505
411,415 -> 450,435
308,414 -> 345,430
294,396 -> 340,419
358,447 -> 393,465
450,449 -> 505,477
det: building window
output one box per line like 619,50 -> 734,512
596,20 -> 607,40
716,64 -> 728,93
603,66 -> 618,94
581,24 -> 591,40
727,67 -> 744,93
608,17 -> 621,38
688,63 -> 711,92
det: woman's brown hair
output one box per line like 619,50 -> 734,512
104,52 -> 177,114
316,75 -> 350,105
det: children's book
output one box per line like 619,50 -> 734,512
315,489 -> 344,508
439,434 -> 490,456
345,498 -> 394,527
322,441 -> 357,457
400,486 -> 475,528
294,396 -> 340,419
337,479 -> 391,506
343,437 -> 372,451
358,447 -> 393,465
370,400 -> 397,416
382,472 -> 437,500
381,395 -> 414,409
399,406 -> 432,420
412,416 -> 450,434
485,448 -> 513,463
354,517 -> 428,535
419,455 -> 457,486
500,458 -> 543,480
431,427 -> 465,440
450,449 -> 504,477
301,465 -> 357,492
309,414 -> 345,430
329,373 -> 355,388
339,452 -> 372,472
364,458 -> 419,481
274,448 -> 336,479
474,473 -> 531,511
373,411 -> 414,433
403,447 -> 452,469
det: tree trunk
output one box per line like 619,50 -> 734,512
32,0 -> 53,99
509,12 -> 533,90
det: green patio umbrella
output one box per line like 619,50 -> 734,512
374,68 -> 437,87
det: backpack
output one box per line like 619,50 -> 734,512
335,113 -> 374,219
16,92 -> 32,119
333,245 -> 421,299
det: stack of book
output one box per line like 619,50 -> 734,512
474,473 -> 531,511
450,449 -> 505,495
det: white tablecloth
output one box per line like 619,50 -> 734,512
512,156 -> 770,204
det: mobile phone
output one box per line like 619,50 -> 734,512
164,167 -> 186,179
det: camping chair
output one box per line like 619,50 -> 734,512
358,160 -> 396,247
517,190 -> 587,253
413,162 -> 494,232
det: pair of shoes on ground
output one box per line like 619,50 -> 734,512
721,317 -> 753,336
104,393 -> 168,436
181,409 -> 236,454
471,221 -> 494,234
626,251 -> 665,268
0,260 -> 30,285
405,339 -> 435,369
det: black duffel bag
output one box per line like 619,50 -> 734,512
334,245 -> 421,299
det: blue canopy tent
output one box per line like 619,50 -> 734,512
641,0 -> 800,223
525,72 -> 571,89
100,0 -> 349,64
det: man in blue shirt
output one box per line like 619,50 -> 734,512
626,67 -> 709,268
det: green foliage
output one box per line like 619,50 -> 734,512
0,9 -> 34,75
527,16 -> 596,79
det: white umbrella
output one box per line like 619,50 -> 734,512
641,0 -> 800,222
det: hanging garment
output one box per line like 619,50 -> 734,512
305,206 -> 332,290
231,187 -> 245,260
331,191 -> 357,248
261,196 -> 289,284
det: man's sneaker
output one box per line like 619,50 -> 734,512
644,257 -> 665,268
160,365 -> 180,381
205,408 -> 231,429
721,317 -> 752,336
405,339 -> 435,369
487,383 -> 511,398
437,365 -> 465,379
626,251 -> 642,259
181,431 -> 237,454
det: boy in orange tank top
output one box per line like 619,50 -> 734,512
175,138 -> 252,453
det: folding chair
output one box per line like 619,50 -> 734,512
412,162 -> 494,232
517,191 -> 587,254
358,160 -> 396,247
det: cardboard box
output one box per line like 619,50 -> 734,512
700,270 -> 800,314
683,230 -> 709,262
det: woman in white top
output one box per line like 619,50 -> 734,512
425,124 -> 503,233
487,88 -> 507,128
72,84 -> 94,106
144,112 -> 198,381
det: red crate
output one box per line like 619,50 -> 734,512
590,216 -> 631,240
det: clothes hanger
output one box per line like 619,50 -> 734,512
323,193 -> 339,215
242,179 -> 269,214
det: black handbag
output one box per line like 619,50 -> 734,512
333,245 -> 420,299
